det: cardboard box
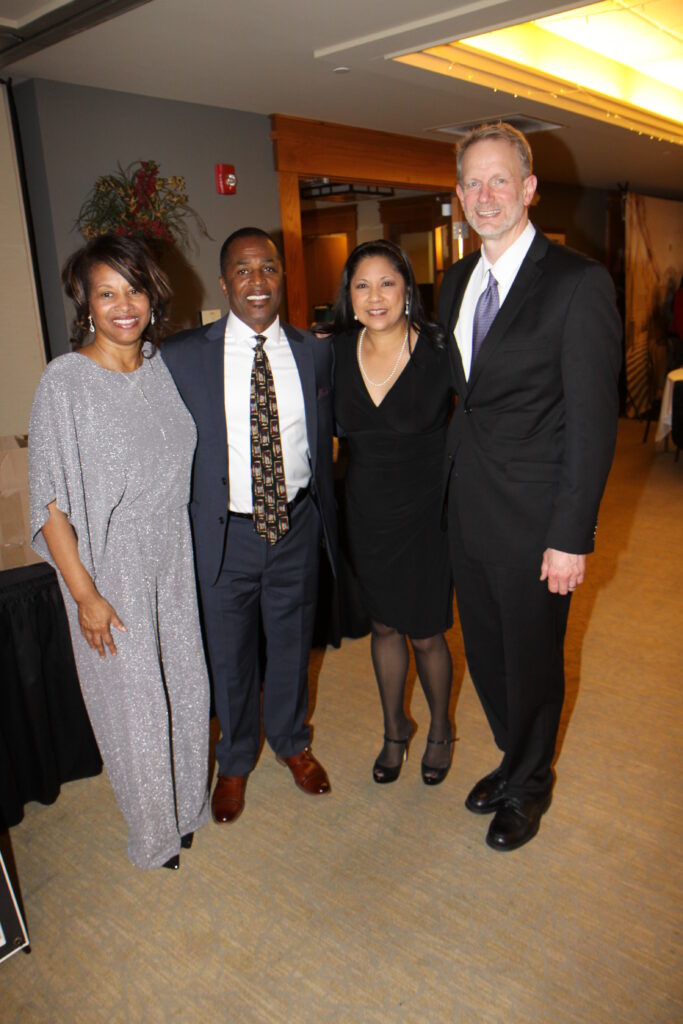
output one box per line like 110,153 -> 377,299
0,435 -> 43,571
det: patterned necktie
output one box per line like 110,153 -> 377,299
250,334 -> 289,545
472,270 -> 499,364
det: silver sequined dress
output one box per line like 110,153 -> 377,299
29,348 -> 210,868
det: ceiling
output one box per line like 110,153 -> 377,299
1,0 -> 682,198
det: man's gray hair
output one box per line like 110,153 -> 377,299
456,122 -> 533,183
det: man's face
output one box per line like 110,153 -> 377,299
456,138 -> 537,251
219,235 -> 283,332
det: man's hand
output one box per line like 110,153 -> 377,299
540,549 -> 586,595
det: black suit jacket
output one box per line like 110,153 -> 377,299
162,317 -> 337,585
438,231 -> 622,568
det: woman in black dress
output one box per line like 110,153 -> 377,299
332,240 -> 455,784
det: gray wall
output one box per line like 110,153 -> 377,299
14,80 -> 280,357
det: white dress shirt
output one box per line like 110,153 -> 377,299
455,221 -> 536,379
224,313 -> 310,513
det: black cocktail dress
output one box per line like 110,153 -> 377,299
333,331 -> 454,638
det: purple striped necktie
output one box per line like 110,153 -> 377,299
472,270 -> 499,364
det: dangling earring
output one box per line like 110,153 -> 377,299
150,310 -> 156,326
88,315 -> 95,333
405,298 -> 410,316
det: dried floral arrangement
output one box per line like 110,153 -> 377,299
76,160 -> 210,249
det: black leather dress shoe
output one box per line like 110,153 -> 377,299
465,766 -> 507,814
486,793 -> 552,852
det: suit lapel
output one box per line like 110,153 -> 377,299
201,316 -> 229,455
284,324 -> 318,469
445,252 -> 479,393
466,231 -> 548,393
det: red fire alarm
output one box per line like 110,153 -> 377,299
215,164 -> 237,195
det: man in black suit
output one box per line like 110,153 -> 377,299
438,123 -> 621,851
163,228 -> 337,824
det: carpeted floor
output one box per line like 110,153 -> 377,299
1,419 -> 681,1023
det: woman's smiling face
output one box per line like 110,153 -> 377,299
350,255 -> 407,334
88,262 -> 151,349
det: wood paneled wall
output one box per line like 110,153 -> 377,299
270,114 -> 459,328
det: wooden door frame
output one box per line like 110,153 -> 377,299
270,114 -> 460,328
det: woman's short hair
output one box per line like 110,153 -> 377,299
456,122 -> 533,183
332,238 -> 444,349
62,234 -> 172,349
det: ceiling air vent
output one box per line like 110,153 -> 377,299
429,114 -> 563,137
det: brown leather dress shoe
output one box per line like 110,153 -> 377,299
276,747 -> 331,795
211,774 -> 247,823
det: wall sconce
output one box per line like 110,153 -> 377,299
453,220 -> 469,260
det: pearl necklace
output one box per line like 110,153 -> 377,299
357,324 -> 409,388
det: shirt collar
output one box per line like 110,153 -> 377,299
480,221 -> 536,293
227,312 -> 281,347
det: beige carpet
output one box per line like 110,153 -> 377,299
2,419 -> 681,1023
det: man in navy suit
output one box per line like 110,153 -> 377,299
163,228 -> 337,824
438,124 -> 621,850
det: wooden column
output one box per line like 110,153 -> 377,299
277,170 -> 307,329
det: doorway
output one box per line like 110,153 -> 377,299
270,114 -> 477,328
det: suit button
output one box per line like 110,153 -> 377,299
464,406 -> 472,415
218,516 -> 225,524
221,477 -> 227,486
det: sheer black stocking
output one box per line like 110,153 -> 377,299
370,621 -> 412,769
412,633 -> 453,772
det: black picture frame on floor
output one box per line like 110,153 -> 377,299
0,851 -> 29,963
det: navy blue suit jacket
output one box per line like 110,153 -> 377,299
162,317 -> 337,585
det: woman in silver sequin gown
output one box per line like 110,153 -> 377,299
28,235 -> 210,870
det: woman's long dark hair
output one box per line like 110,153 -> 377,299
62,234 -> 172,349
332,238 -> 444,348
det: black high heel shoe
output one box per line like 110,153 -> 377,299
162,854 -> 180,870
421,735 -> 455,786
373,733 -> 413,784
180,832 -> 194,850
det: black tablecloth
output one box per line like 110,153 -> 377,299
0,563 -> 101,832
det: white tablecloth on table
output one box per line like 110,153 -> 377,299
655,366 -> 683,442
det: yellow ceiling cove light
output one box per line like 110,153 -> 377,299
539,1 -> 682,91
394,1 -> 683,146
